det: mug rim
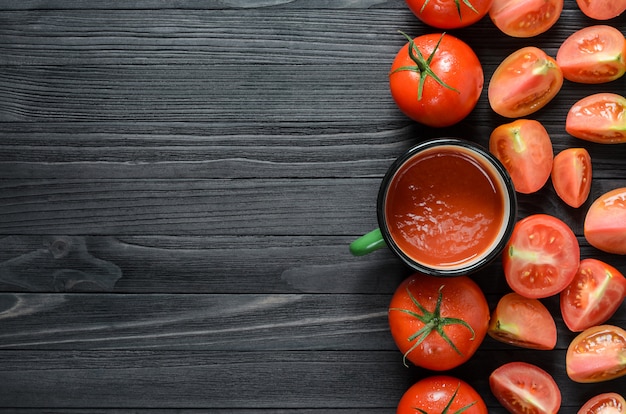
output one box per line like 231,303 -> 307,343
376,137 -> 517,277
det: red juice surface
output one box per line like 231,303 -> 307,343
385,148 -> 505,269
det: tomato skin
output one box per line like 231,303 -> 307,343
557,25 -> 626,84
577,392 -> 626,414
388,273 -> 489,371
566,93 -> 626,143
488,47 -> 563,118
490,361 -> 562,414
487,292 -> 557,350
397,376 -> 488,414
405,0 -> 494,29
566,324 -> 626,383
561,258 -> 626,332
576,0 -> 626,20
389,33 -> 483,127
489,0 -> 563,38
489,119 -> 553,194
503,214 -> 580,299
551,148 -> 592,208
584,187 -> 626,254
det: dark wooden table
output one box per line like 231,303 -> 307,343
0,1 -> 625,412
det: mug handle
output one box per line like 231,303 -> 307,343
349,228 -> 387,256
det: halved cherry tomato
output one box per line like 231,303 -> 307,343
389,32 -> 484,127
584,187 -> 626,254
561,258 -> 626,332
566,93 -> 626,143
566,324 -> 626,383
503,214 -> 580,299
489,0 -> 563,38
405,0 -> 494,29
557,25 -> 626,84
551,148 -> 592,208
388,272 -> 490,371
490,361 -> 561,414
488,47 -> 563,118
576,0 -> 626,20
397,376 -> 488,414
578,392 -> 626,414
489,119 -> 553,194
488,292 -> 557,350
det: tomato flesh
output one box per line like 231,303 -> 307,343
405,0 -> 494,29
397,376 -> 488,414
551,147 -> 592,208
557,25 -> 626,84
576,0 -> 626,20
490,361 -> 561,414
567,325 -> 626,383
490,0 -> 563,38
566,93 -> 626,143
584,187 -> 626,254
578,392 -> 626,414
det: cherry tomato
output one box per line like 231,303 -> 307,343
584,187 -> 626,254
489,119 -> 553,194
551,148 -> 592,208
490,361 -> 561,414
397,376 -> 488,414
566,93 -> 626,143
575,0 -> 626,20
388,272 -> 489,371
389,32 -> 484,127
561,258 -> 626,332
566,324 -> 626,383
488,46 -> 563,118
489,0 -> 563,38
405,0 -> 494,29
503,214 -> 580,299
488,292 -> 557,350
557,25 -> 626,84
578,392 -> 626,414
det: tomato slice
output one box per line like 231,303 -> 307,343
488,292 -> 557,350
490,361 -> 561,414
551,148 -> 592,208
488,47 -> 563,118
561,258 -> 626,332
503,214 -> 580,299
490,119 -> 553,194
566,93 -> 626,143
575,0 -> 626,20
557,25 -> 626,84
584,187 -> 626,254
489,0 -> 563,38
578,392 -> 626,414
566,324 -> 626,383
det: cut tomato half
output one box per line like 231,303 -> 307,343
551,148 -> 592,208
584,187 -> 626,254
566,324 -> 626,383
566,93 -> 626,143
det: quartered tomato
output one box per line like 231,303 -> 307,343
561,258 -> 626,332
551,148 -> 592,208
490,361 -> 561,414
576,0 -> 626,20
566,93 -> 626,143
388,272 -> 489,371
397,376 -> 488,414
488,292 -> 557,350
489,0 -> 563,38
578,392 -> 626,414
405,0 -> 494,29
584,187 -> 626,254
503,214 -> 580,299
566,324 -> 626,383
489,119 -> 553,194
557,25 -> 626,84
488,47 -> 563,118
389,32 -> 484,127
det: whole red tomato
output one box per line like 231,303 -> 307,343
389,32 -> 483,127
388,272 -> 489,371
405,0 -> 494,29
397,376 -> 488,414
